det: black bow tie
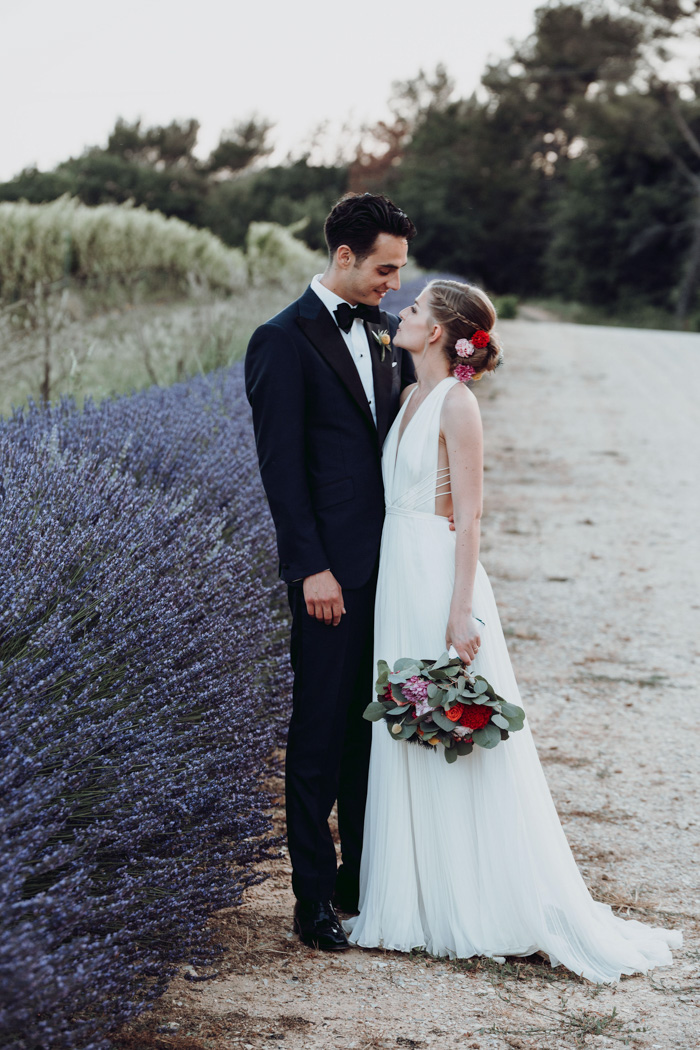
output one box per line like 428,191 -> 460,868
334,302 -> 381,333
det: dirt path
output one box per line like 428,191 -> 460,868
122,320 -> 700,1050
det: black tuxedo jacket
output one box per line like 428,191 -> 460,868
245,284 -> 415,589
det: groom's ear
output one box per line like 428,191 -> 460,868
335,244 -> 354,269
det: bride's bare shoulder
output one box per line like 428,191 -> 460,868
400,383 -> 417,405
443,380 -> 480,419
441,382 -> 482,446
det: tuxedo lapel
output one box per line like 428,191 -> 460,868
366,314 -> 395,448
296,291 -> 375,432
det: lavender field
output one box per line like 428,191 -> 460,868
0,366 -> 291,1049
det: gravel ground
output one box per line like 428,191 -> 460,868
117,319 -> 700,1050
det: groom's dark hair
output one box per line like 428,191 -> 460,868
324,193 -> 416,262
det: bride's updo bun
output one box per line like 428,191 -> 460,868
426,279 -> 502,380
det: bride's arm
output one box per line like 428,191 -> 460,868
442,384 -> 484,664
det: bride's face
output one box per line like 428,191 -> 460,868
394,289 -> 435,353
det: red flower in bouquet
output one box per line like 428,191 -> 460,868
445,703 -> 465,722
471,329 -> 490,349
458,704 -> 492,731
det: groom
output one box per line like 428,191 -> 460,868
245,193 -> 417,950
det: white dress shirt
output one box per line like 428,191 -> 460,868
310,273 -> 377,426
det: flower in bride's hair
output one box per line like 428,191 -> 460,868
454,363 -> 476,383
455,338 -> 474,358
458,704 -> 492,731
445,702 -> 465,722
471,329 -> 490,349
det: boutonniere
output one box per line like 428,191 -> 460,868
371,329 -> 392,362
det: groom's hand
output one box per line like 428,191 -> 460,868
303,570 -> 346,626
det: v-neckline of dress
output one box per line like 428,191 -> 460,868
393,377 -> 454,467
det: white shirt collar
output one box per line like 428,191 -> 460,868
310,273 -> 353,323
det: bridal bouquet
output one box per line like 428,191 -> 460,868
363,652 -> 525,763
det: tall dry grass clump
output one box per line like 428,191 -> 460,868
0,196 -> 247,298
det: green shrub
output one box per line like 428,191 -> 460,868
494,294 -> 518,320
246,220 -> 325,287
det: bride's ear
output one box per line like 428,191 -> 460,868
428,322 -> 442,346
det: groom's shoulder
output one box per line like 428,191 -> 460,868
247,291 -> 310,360
257,285 -> 316,332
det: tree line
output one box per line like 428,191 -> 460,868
2,0 -> 699,327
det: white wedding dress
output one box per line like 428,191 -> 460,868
344,376 -> 681,983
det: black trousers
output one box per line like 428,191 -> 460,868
285,569 -> 376,902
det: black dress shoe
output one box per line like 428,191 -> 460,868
333,865 -> 359,914
293,899 -> 350,951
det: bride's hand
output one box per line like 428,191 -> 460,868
446,614 -> 481,665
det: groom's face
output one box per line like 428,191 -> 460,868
343,233 -> 408,306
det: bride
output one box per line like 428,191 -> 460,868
343,279 -> 681,983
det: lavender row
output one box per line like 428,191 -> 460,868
0,366 -> 290,1049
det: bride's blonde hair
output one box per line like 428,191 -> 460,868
426,280 -> 502,376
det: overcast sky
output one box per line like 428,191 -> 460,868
0,0 -> 548,180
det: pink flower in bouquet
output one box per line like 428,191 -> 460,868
402,676 -> 429,704
454,726 -> 473,739
414,697 -> 433,718
402,675 -> 433,717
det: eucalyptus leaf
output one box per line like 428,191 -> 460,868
394,658 -> 421,674
429,709 -> 454,732
472,679 -> 489,695
455,741 -> 474,757
491,713 -> 510,730
472,724 -> 501,749
387,704 -> 411,715
431,651 -> 452,670
500,701 -> 525,720
391,683 -> 407,704
363,702 -> 388,722
444,747 -> 458,764
401,724 -> 417,739
427,683 -> 439,699
376,659 -> 390,677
